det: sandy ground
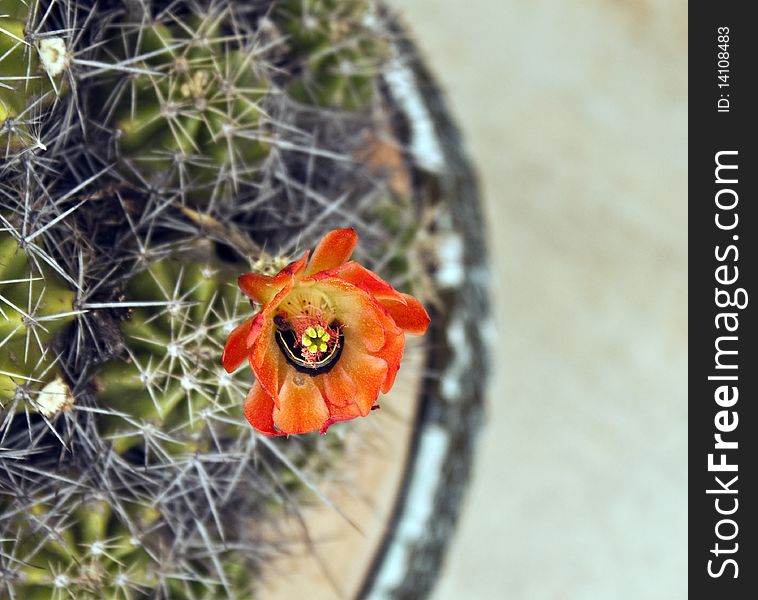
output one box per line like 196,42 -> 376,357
386,1 -> 688,599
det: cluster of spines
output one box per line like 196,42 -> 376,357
93,250 -> 253,455
274,0 -> 386,109
0,225 -> 76,418
0,0 -> 72,158
1,493 -> 153,599
95,3 -> 271,198
0,486 -> 258,599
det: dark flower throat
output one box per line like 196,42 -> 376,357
274,315 -> 343,375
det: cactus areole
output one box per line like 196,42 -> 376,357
222,228 -> 430,436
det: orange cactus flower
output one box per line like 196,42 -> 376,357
222,228 -> 430,436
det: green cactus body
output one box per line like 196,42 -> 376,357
7,497 -> 153,599
0,1 -> 68,151
0,229 -> 75,412
95,256 -> 253,454
101,13 -> 269,191
0,1 -> 423,597
275,0 -> 385,109
2,494 -> 251,600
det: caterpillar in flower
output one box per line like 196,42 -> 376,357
222,228 -> 430,436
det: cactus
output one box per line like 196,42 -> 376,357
0,0 -> 70,154
2,492 -> 157,599
274,0 -> 386,109
93,252 -> 252,454
0,225 -> 76,415
0,489 -> 254,599
93,5 -> 269,195
0,0 -> 429,598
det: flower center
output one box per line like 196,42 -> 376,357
274,314 -> 343,375
301,324 -> 331,353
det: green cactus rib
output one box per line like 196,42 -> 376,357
0,0 -> 68,151
4,496 -> 155,600
98,11 -> 269,187
275,0 -> 386,109
0,229 -> 75,411
1,493 -> 252,600
95,256 -> 254,454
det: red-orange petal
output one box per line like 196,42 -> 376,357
342,301 -> 386,353
238,251 -> 307,303
378,329 -> 405,393
247,280 -> 298,402
249,318 -> 285,404
341,344 -> 389,416
380,293 -> 430,335
313,278 -> 389,352
320,401 -> 362,434
273,370 -> 330,434
322,364 -> 358,407
243,383 -> 283,437
329,261 -> 406,306
274,251 -> 309,283
246,312 -> 266,348
221,317 -> 255,373
238,273 -> 278,304
329,262 -> 429,335
305,228 -> 358,275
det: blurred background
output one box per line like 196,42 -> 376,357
384,1 -> 688,598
